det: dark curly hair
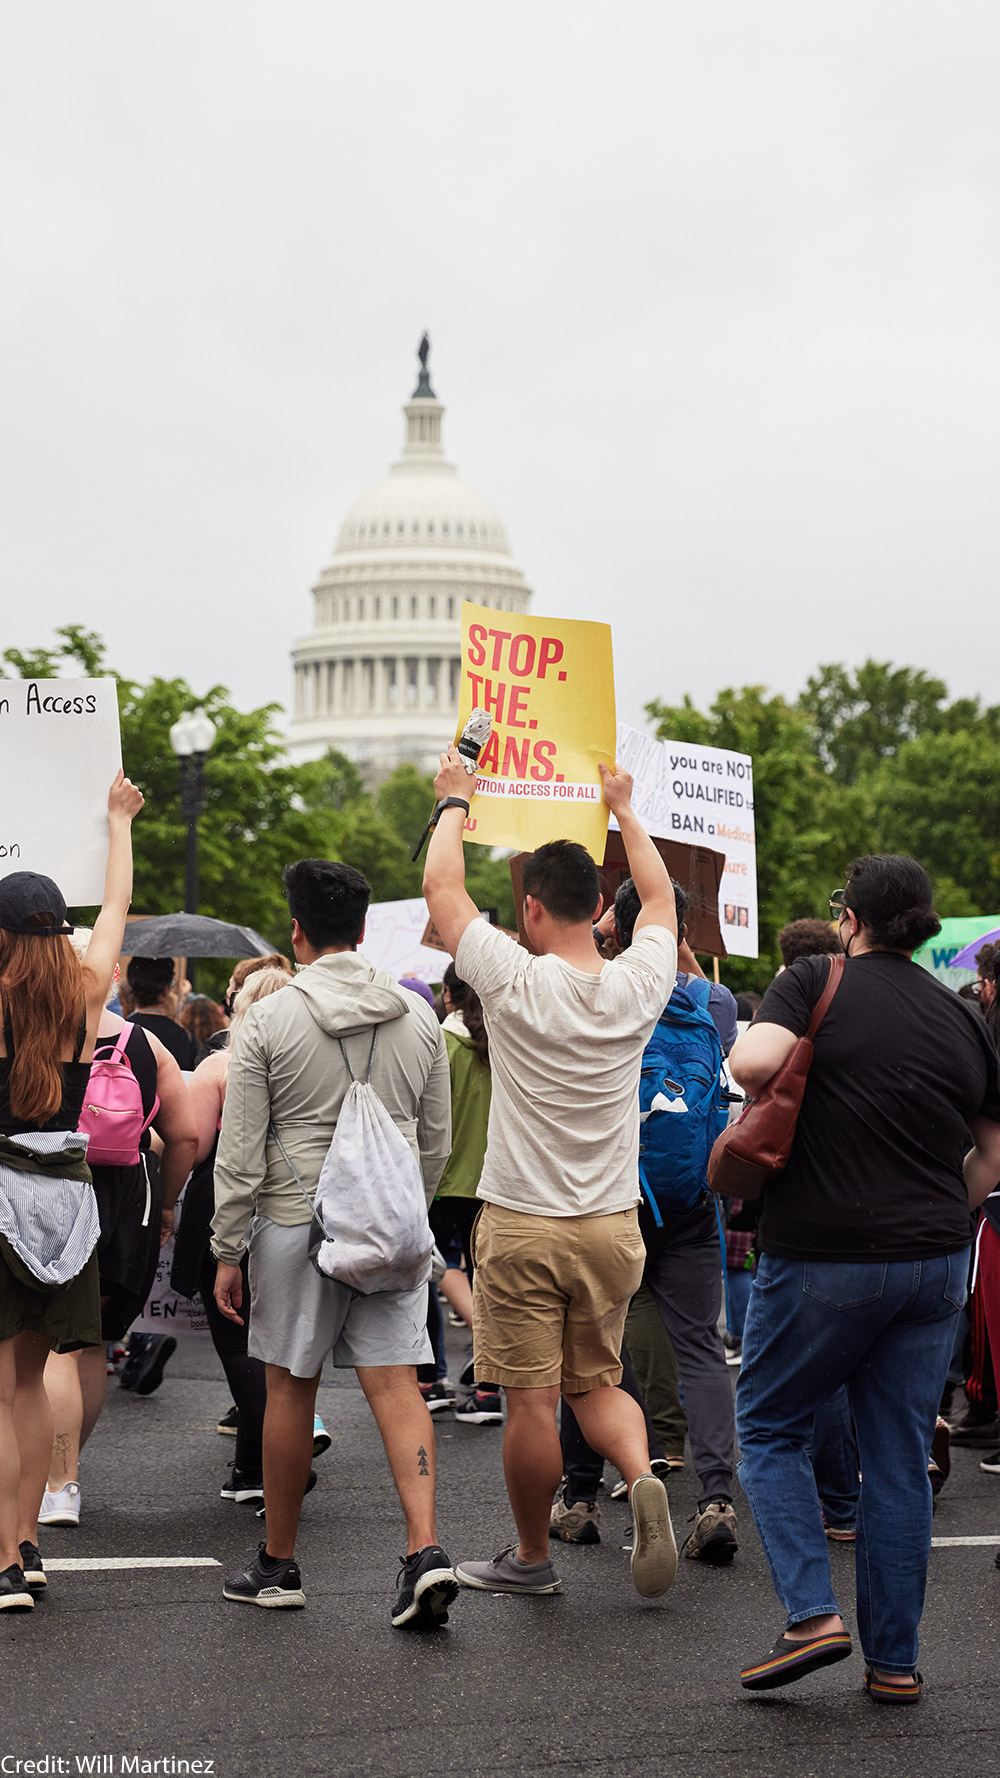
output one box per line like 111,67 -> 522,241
843,855 -> 940,953
777,918 -> 842,967
442,962 -> 489,1067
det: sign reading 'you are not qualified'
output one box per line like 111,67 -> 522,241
0,677 -> 123,904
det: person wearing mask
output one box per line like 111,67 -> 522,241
126,959 -> 195,1072
730,855 -> 1000,1701
0,773 -> 144,1610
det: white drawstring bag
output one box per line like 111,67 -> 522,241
272,1028 -> 433,1296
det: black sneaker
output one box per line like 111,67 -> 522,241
454,1390 -> 503,1425
391,1545 -> 459,1629
18,1542 -> 45,1590
0,1564 -> 33,1610
217,1405 -> 239,1436
418,1379 -> 453,1413
120,1334 -> 177,1397
223,1543 -> 305,1608
980,1449 -> 1000,1474
220,1466 -> 265,1504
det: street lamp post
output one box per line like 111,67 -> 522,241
168,706 -> 217,991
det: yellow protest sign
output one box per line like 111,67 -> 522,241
455,602 -> 616,861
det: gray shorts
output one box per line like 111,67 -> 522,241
246,1216 -> 433,1379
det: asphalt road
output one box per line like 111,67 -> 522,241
4,1327 -> 999,1778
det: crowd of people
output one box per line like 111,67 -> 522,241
2,756 -> 1000,1706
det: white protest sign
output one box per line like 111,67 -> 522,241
0,678 -> 123,904
615,723 -> 759,958
362,898 -> 450,985
132,1239 -> 211,1336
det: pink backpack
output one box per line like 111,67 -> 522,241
78,1023 -> 159,1167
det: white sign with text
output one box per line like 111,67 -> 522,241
614,723 -> 759,958
0,677 -> 123,904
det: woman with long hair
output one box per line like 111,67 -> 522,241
0,772 -> 144,1609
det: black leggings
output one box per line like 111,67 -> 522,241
199,1247 -> 267,1477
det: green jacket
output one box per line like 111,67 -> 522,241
434,1019 -> 491,1200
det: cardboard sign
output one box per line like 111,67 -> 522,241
456,602 -> 616,862
0,677 -> 123,904
614,723 -> 758,958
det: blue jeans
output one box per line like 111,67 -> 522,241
725,1266 -> 754,1341
736,1248 -> 969,1673
809,1385 -> 859,1530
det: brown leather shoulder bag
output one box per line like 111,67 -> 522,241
708,954 -> 844,1202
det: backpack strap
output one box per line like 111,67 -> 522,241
337,1026 -> 378,1085
103,1022 -> 135,1066
683,976 -> 713,1010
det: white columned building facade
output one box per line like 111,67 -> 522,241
288,344 -> 532,777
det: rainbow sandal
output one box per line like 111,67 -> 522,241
864,1667 -> 922,1705
741,1630 -> 853,1690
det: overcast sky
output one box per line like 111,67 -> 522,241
2,2 -> 997,736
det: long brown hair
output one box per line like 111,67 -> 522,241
0,924 -> 88,1123
443,963 -> 489,1068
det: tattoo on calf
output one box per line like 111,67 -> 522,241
417,1445 -> 430,1477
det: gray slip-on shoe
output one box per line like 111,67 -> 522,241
455,1544 -> 562,1594
630,1473 -> 677,1597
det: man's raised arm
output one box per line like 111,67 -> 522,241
598,762 -> 677,939
422,746 -> 482,959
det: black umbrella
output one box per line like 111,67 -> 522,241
121,913 -> 276,959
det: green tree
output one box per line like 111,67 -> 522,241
799,659 -> 1000,783
867,730 -> 1000,915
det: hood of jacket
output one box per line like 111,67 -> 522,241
290,950 -> 412,1038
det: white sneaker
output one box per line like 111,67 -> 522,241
38,1482 -> 81,1527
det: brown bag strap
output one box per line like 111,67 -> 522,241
805,954 -> 845,1041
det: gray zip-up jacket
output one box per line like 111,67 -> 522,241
210,951 -> 451,1265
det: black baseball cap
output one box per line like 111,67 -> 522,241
0,872 -> 74,937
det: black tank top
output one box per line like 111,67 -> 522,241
0,1001 -> 91,1137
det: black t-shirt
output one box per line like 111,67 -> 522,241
129,1011 -> 195,1072
753,952 -> 1000,1263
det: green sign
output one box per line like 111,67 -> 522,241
913,916 -> 1000,989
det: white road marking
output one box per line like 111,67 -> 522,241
42,1557 -> 221,1570
931,1536 -> 1000,1547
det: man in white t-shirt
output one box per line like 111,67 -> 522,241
423,751 -> 680,1600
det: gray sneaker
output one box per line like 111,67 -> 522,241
684,1498 -> 738,1564
629,1474 -> 677,1597
549,1493 -> 601,1544
456,1545 -> 563,1594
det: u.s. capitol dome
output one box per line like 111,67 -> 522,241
288,340 -> 532,777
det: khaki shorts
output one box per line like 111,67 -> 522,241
470,1201 -> 645,1392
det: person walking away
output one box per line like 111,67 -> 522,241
730,855 -> 1000,1700
126,959 -> 196,1071
40,926 -> 196,1523
0,773 -> 144,1609
423,752 -> 679,1602
559,875 -> 741,1564
430,962 -> 502,1426
178,965 -> 293,1505
211,859 -> 456,1626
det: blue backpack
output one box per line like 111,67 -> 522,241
638,977 -> 729,1223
